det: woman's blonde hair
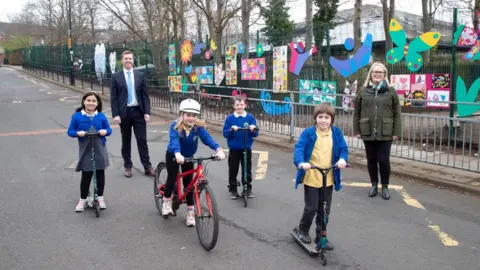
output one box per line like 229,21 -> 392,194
363,62 -> 391,87
174,114 -> 206,136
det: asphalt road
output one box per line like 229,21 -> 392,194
1,67 -> 479,270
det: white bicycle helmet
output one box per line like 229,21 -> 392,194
179,99 -> 201,114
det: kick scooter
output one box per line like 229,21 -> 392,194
291,162 -> 350,265
84,132 -> 101,218
232,124 -> 259,207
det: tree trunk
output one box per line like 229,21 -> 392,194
381,0 -> 395,55
196,10 -> 203,41
179,0 -> 185,40
422,0 -> 431,64
474,0 -> 480,33
353,0 -> 362,51
241,0 -> 251,58
305,0 -> 313,49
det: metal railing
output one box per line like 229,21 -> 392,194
22,63 -> 480,173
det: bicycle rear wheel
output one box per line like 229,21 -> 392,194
154,162 -> 167,215
194,182 -> 219,251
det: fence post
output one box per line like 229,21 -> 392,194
449,8 -> 457,134
326,26 -> 331,81
289,91 -> 295,143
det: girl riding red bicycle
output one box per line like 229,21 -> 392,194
162,99 -> 226,226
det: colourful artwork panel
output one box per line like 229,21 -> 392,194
241,58 -> 266,80
431,73 -> 451,89
299,80 -> 337,106
427,90 -> 450,108
225,45 -> 237,85
168,44 -> 176,75
391,74 -> 451,108
195,66 -> 214,84
168,76 -> 182,92
273,46 -> 288,92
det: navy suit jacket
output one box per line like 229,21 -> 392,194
110,70 -> 151,119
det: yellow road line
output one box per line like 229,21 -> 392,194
224,150 -> 269,180
427,219 -> 459,246
342,181 -> 425,210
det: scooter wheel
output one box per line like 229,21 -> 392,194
320,253 -> 327,265
94,202 -> 100,218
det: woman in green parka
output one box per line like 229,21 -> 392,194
353,62 -> 402,200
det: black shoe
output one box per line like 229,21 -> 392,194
246,190 -> 254,198
369,183 -> 378,197
382,186 -> 391,200
298,229 -> 311,244
314,236 -> 334,250
229,191 -> 240,200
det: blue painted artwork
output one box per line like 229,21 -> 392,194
261,89 -> 291,115
329,33 -> 373,78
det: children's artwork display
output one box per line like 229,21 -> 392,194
299,80 -> 337,106
214,63 -> 225,86
342,80 -> 358,111
272,46 -> 288,92
168,44 -> 176,75
456,76 -> 480,117
330,34 -> 373,78
241,58 -> 266,80
386,19 -> 441,72
289,42 -> 317,76
391,74 -> 451,108
168,76 -> 182,92
180,40 -> 192,64
225,45 -> 237,85
195,66 -> 214,84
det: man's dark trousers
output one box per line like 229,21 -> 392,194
120,106 -> 151,170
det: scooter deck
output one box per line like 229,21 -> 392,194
291,227 -> 320,256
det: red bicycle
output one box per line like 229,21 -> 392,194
154,155 -> 220,251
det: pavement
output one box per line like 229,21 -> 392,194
1,66 -> 480,270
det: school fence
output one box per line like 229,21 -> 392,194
22,62 -> 480,173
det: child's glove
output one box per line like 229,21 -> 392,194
298,163 -> 311,170
215,150 -> 226,160
175,153 -> 184,164
336,158 -> 347,169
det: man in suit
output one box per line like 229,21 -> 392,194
110,50 -> 155,177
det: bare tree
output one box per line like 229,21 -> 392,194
84,0 -> 99,42
191,0 -> 242,64
380,0 -> 395,54
7,1 -> 39,25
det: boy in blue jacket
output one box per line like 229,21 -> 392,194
162,99 -> 226,227
223,95 -> 259,199
293,103 -> 348,250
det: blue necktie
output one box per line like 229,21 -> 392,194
127,71 -> 133,104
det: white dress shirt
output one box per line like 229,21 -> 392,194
123,68 -> 139,107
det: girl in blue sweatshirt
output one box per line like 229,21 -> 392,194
222,95 -> 258,199
67,92 -> 112,212
163,99 -> 226,227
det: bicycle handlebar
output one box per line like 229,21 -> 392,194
173,155 -> 220,163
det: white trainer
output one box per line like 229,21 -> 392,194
186,210 -> 196,227
75,200 -> 86,212
162,198 -> 174,216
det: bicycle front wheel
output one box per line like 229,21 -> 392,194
194,183 -> 219,251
